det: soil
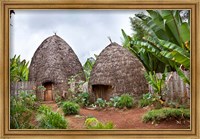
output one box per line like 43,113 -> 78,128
44,102 -> 190,129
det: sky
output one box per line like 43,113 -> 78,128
10,10 -> 145,65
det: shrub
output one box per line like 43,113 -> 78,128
95,98 -> 107,108
142,108 -> 190,123
10,91 -> 37,129
76,92 -> 90,107
36,105 -> 68,129
84,117 -> 114,129
109,96 -> 120,107
62,101 -> 80,115
138,93 -> 154,108
117,94 -> 134,109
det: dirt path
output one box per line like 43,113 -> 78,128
44,102 -> 190,129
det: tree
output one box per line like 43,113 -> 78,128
122,10 -> 190,84
83,57 -> 96,81
10,55 -> 29,82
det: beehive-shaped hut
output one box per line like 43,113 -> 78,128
29,35 -> 85,101
89,42 -> 148,101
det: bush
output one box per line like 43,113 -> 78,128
36,105 -> 68,129
10,91 -> 37,129
95,98 -> 107,108
109,96 -> 120,107
84,117 -> 114,129
142,108 -> 190,123
62,101 -> 80,115
116,94 -> 134,109
138,93 -> 154,107
76,92 -> 90,107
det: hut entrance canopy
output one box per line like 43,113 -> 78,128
92,84 -> 113,100
43,81 -> 54,101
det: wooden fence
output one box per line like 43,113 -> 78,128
10,81 -> 36,96
149,71 -> 190,103
11,71 -> 190,103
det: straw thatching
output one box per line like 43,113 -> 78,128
89,42 -> 148,101
29,35 -> 85,100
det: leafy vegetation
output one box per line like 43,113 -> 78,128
10,55 -> 29,82
36,105 -> 68,129
144,67 -> 168,106
75,92 -> 90,107
62,101 -> 80,115
84,117 -> 114,129
83,57 -> 96,81
142,108 -> 190,123
116,94 -> 134,109
10,91 -> 37,129
122,10 -> 190,84
94,98 -> 107,108
138,93 -> 154,108
109,96 -> 121,107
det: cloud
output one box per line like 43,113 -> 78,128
10,10 -> 144,65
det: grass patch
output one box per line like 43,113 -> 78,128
142,108 -> 190,123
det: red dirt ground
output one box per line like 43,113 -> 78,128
45,102 -> 190,129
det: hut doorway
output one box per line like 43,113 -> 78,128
92,85 -> 112,100
43,82 -> 53,101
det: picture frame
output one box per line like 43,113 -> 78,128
0,0 -> 199,138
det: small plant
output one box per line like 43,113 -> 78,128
95,98 -> 107,108
10,91 -> 37,129
84,117 -> 114,129
62,101 -> 80,115
76,92 -> 90,107
117,94 -> 134,109
36,105 -> 68,129
142,108 -> 190,123
138,93 -> 154,108
109,96 -> 120,107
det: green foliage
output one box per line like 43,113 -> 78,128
62,101 -> 80,115
144,67 -> 168,95
175,65 -> 190,85
116,94 -> 134,109
36,105 -> 68,129
138,93 -> 154,107
10,91 -> 37,129
83,57 -> 96,81
95,98 -> 107,108
109,96 -> 120,107
76,92 -> 90,107
10,55 -> 29,82
67,74 -> 85,101
142,108 -> 190,123
84,117 -> 114,129
122,10 -> 190,84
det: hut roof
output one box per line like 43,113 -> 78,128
29,35 -> 85,84
89,42 -> 148,96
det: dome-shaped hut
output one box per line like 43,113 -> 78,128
29,35 -> 85,101
89,42 -> 148,101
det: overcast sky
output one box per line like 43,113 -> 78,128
10,10 -> 145,65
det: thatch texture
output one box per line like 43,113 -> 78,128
89,42 -> 148,101
29,35 -> 85,98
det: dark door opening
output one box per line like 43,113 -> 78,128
43,82 -> 53,101
92,85 -> 112,100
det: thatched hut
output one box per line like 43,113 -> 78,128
89,42 -> 148,101
29,35 -> 85,101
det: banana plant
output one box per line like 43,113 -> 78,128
122,10 -> 190,84
10,55 -> 29,82
83,57 -> 96,81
